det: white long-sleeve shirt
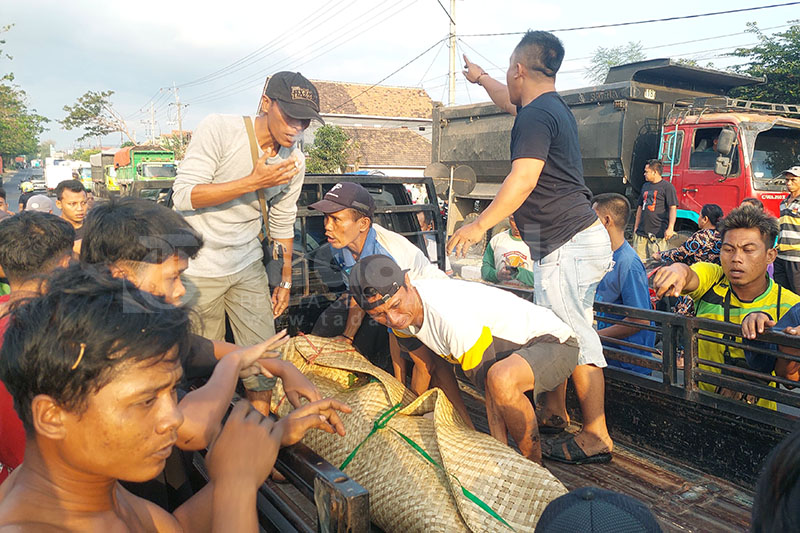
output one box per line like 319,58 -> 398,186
172,114 -> 304,277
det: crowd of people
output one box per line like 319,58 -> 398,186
0,30 -> 798,532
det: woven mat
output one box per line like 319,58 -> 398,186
272,335 -> 567,533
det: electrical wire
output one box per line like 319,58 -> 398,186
460,2 -> 800,36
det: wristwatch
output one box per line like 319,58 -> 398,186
279,280 -> 292,289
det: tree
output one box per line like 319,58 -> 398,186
728,21 -> 800,103
306,125 -> 351,173
158,131 -> 192,160
0,25 -> 49,164
61,90 -> 135,145
585,41 -> 646,84
71,148 -> 101,162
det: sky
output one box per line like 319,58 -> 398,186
3,0 -> 798,150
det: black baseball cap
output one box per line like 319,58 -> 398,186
535,487 -> 662,533
309,182 -> 376,218
265,72 -> 324,124
349,254 -> 408,311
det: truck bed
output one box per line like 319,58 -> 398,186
458,383 -> 753,533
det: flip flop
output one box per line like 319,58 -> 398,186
542,435 -> 612,465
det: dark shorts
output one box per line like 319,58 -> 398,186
312,297 -> 390,371
517,335 -> 580,398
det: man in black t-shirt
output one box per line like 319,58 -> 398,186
632,159 -> 678,261
451,32 -> 614,465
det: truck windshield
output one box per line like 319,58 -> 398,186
752,126 -> 800,191
142,164 -> 177,178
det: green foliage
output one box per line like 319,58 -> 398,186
728,21 -> 800,103
306,125 -> 351,174
120,140 -> 136,148
61,90 -> 135,144
586,41 -> 646,84
71,148 -> 101,162
0,24 -> 49,164
158,132 -> 191,160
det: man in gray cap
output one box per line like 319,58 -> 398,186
173,72 -> 323,402
309,181 -> 448,384
25,194 -> 54,213
775,166 -> 800,293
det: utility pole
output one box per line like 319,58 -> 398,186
149,102 -> 156,144
168,83 -> 189,154
448,0 -> 456,106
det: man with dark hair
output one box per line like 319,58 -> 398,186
592,194 -> 656,375
416,210 -> 451,274
0,188 -> 10,218
0,265 -> 349,530
453,30 -> 614,464
653,205 -> 800,408
54,179 -> 88,253
173,73 -> 322,397
350,254 -> 578,464
741,197 -> 765,211
481,215 -> 534,287
751,429 -> 800,533
0,212 -> 75,484
309,182 -> 448,377
632,159 -> 678,261
81,197 -> 320,429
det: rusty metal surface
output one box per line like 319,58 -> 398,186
458,383 -> 753,533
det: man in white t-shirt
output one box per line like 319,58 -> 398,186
481,215 -> 534,287
350,254 -> 579,464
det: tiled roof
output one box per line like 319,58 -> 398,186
341,127 -> 431,167
313,81 -> 432,119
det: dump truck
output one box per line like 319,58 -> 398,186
89,150 -> 116,196
431,58 -> 800,242
90,147 -> 176,203
112,146 -> 176,202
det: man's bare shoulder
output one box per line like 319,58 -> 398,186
116,485 -> 183,533
0,481 -> 182,533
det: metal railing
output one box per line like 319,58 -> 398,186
593,301 -> 800,431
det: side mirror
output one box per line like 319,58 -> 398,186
715,129 -> 736,156
715,156 -> 732,178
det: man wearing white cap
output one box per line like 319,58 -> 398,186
775,166 -> 800,293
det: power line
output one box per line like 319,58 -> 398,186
434,0 -> 454,25
175,0 -> 355,89
330,36 -> 449,112
460,2 -> 800,37
186,0 -> 421,107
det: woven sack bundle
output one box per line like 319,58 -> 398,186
272,335 -> 567,533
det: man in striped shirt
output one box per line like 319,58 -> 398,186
774,166 -> 800,293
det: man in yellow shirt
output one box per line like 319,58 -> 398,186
653,205 -> 800,408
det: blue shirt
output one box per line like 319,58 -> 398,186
332,227 -> 394,288
595,242 -> 657,374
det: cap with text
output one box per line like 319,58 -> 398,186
349,254 -> 408,311
265,71 -> 324,124
309,182 -> 376,218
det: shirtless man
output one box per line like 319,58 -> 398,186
0,265 -> 349,531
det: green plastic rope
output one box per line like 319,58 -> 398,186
391,428 -> 516,531
339,402 -> 404,470
338,402 -> 515,531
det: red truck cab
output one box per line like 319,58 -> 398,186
660,100 -> 800,227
